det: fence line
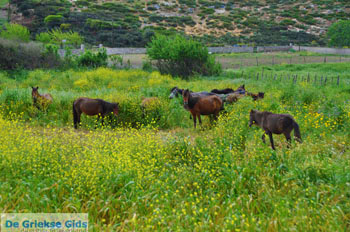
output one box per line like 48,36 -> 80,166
240,71 -> 342,86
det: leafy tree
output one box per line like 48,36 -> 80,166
327,20 -> 350,47
0,23 -> 30,42
147,34 -> 221,78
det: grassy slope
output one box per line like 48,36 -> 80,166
0,62 -> 349,231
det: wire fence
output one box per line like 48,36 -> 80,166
239,70 -> 345,86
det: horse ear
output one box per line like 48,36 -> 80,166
242,84 -> 245,89
36,86 -> 39,89
250,109 -> 255,113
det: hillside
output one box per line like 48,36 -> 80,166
5,0 -> 350,47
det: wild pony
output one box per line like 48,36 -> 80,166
182,89 -> 223,128
73,97 -> 119,129
31,86 -> 53,110
249,110 -> 302,150
247,92 -> 265,101
211,84 -> 246,95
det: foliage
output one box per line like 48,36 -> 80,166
76,48 -> 108,68
0,23 -> 30,42
147,35 -> 222,78
0,38 -> 61,70
36,29 -> 83,47
327,20 -> 350,47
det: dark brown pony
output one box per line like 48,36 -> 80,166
31,86 -> 53,109
211,84 -> 246,95
73,97 -> 119,129
247,92 -> 265,101
249,110 -> 302,150
182,89 -> 223,128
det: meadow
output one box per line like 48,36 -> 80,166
0,62 -> 349,231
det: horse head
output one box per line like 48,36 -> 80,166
112,103 -> 119,116
31,86 -> 40,99
169,87 -> 179,99
249,109 -> 257,127
182,89 -> 191,107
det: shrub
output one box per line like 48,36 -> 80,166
76,48 -> 108,68
0,38 -> 62,70
36,29 -> 83,48
327,20 -> 350,47
146,34 -> 222,78
0,23 -> 30,42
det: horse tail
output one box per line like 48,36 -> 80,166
293,121 -> 302,143
73,101 -> 79,129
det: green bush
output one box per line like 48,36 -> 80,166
146,34 -> 222,78
35,29 -> 83,48
0,23 -> 30,42
0,38 -> 62,70
327,20 -> 350,47
76,48 -> 108,68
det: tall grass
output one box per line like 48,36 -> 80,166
0,64 -> 349,231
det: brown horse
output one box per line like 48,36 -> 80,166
249,110 -> 302,150
31,86 -> 53,110
182,89 -> 223,128
73,97 -> 119,129
247,92 -> 265,101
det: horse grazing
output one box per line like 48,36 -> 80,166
182,89 -> 223,128
31,86 -> 53,110
247,92 -> 265,101
73,97 -> 119,129
249,110 -> 302,150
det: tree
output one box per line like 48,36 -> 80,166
146,34 -> 221,79
327,20 -> 350,47
0,23 -> 30,42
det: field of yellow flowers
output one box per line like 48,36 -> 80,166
0,63 -> 349,231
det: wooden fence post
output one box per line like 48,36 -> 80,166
324,76 -> 327,85
307,73 -> 310,82
337,75 -> 340,86
320,76 -> 323,85
256,57 -> 259,66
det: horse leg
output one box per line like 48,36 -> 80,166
192,113 -> 197,128
267,131 -> 276,150
198,115 -> 202,127
284,132 -> 292,148
261,133 -> 266,144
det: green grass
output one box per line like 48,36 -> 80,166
0,63 -> 349,231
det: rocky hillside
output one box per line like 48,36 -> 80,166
4,0 -> 350,47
